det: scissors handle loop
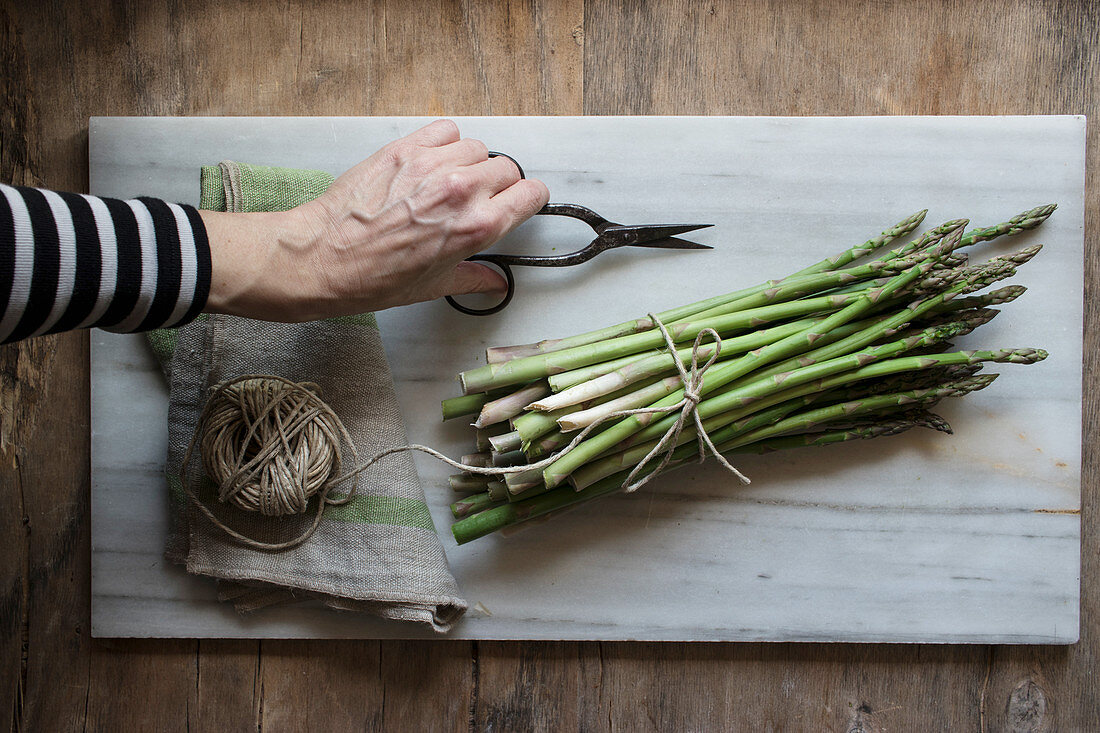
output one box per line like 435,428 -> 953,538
444,255 -> 515,316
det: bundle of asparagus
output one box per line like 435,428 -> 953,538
442,205 -> 1055,544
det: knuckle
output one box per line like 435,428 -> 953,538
441,170 -> 476,200
433,119 -> 460,137
463,210 -> 502,241
383,140 -> 413,166
465,138 -> 489,160
407,152 -> 436,177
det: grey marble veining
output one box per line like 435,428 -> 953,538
90,116 -> 1083,641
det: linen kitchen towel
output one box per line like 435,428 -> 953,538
148,161 -> 466,632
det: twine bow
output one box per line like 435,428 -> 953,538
619,315 -> 751,492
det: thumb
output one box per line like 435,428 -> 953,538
441,260 -> 509,297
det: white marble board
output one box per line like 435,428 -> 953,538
90,116 -> 1084,641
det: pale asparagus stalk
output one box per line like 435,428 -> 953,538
473,380 -> 550,428
547,350 -> 663,392
513,375 -> 669,445
537,314 -> 885,414
558,374 -> 685,431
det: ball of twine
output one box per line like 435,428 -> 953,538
181,375 -> 360,551
200,376 -> 346,515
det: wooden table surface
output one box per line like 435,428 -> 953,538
1,1 -> 1095,729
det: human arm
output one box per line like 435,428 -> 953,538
0,120 -> 548,343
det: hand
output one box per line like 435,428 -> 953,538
201,120 -> 550,321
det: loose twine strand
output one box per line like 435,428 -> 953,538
180,313 -> 750,551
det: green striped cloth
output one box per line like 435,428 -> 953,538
151,161 -> 466,631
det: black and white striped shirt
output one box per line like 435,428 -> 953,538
0,183 -> 211,344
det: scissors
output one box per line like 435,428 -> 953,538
445,152 -> 714,316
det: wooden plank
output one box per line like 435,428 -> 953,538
0,0 -> 1096,730
17,332 -> 93,731
249,639 -> 477,729
83,640 -> 194,730
193,640 -> 262,732
0,7 -> 33,730
975,12 -> 1100,731
377,641 -> 474,730
0,2 -> 95,729
474,641 -> 600,731
587,643 -> 993,730
258,641 -> 384,729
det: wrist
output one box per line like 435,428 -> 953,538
200,208 -> 313,320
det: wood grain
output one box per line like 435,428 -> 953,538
0,0 -> 1095,729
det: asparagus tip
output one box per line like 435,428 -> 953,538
989,284 -> 1027,304
992,243 -> 1043,267
1026,203 -> 1058,221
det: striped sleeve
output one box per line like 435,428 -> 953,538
0,183 -> 211,344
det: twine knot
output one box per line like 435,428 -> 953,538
619,318 -> 749,493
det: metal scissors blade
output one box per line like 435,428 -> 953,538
601,223 -> 714,249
